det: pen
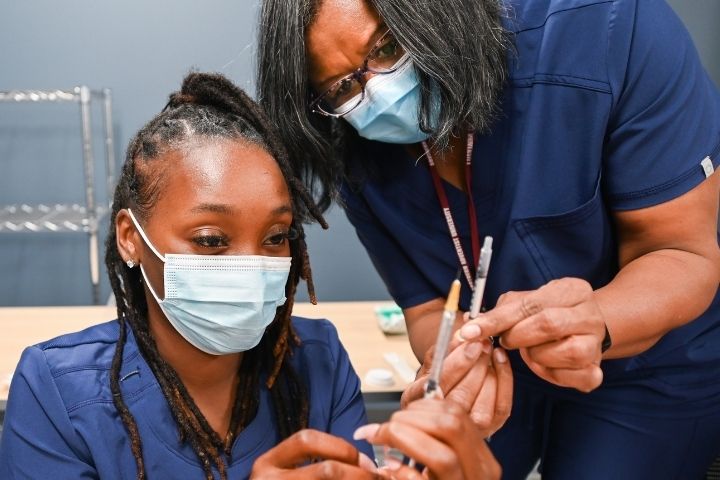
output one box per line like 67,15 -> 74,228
468,236 -> 493,320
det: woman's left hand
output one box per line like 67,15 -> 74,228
250,429 -> 378,479
459,277 -> 607,392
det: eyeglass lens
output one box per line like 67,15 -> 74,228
316,31 -> 405,114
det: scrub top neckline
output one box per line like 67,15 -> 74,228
122,328 -> 276,467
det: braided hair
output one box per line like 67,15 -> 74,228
105,72 -> 328,480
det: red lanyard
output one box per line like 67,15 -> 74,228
423,133 -> 481,290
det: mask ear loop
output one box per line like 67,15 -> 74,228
127,208 -> 166,302
127,209 -> 167,262
138,263 -> 165,303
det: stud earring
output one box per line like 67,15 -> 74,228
126,259 -> 136,268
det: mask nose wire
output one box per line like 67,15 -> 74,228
127,208 -> 167,263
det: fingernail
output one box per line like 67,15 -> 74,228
464,341 -> 482,359
482,340 -> 492,354
353,423 -> 380,440
358,452 -> 378,472
493,348 -> 507,364
460,324 -> 481,340
383,456 -> 403,471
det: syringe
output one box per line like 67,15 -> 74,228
468,236 -> 493,320
424,272 -> 462,399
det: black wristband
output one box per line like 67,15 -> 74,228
601,324 -> 612,353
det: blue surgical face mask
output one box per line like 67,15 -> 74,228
341,56 -> 438,144
127,209 -> 291,355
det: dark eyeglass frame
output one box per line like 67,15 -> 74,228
309,29 -> 408,118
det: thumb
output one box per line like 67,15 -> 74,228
400,375 -> 425,408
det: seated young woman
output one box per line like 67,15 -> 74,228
0,72 -> 503,480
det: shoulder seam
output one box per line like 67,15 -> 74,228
513,1 -> 615,34
510,73 -> 610,93
66,382 -> 159,414
51,350 -> 141,379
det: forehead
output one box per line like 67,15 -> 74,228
150,139 -> 290,213
310,0 -> 379,32
306,0 -> 382,80
307,0 -> 380,48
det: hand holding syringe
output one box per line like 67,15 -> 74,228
425,236 -> 493,399
406,273 -> 462,468
405,237 -> 496,469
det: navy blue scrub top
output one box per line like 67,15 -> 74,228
341,0 -> 720,415
0,318 -> 372,479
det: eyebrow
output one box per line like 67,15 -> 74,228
189,203 -> 292,217
272,205 -> 293,216
316,23 -> 387,89
190,203 -> 236,215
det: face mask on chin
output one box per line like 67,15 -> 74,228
127,209 -> 291,355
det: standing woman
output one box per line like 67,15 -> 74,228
256,0 -> 720,478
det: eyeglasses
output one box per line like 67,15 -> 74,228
309,29 -> 408,117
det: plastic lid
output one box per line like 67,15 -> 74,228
364,368 -> 395,387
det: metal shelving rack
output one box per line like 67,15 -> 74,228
0,86 -> 116,304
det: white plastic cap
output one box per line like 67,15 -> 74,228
364,368 -> 395,387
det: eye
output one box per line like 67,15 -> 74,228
373,35 -> 400,60
367,33 -> 404,72
327,77 -> 360,105
191,230 -> 229,250
263,226 -> 299,247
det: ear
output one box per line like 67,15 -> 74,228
116,209 -> 142,266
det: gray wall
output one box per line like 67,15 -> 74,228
0,0 -> 718,307
670,0 -> 720,83
0,0 -> 390,306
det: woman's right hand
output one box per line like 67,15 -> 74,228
401,336 -> 513,437
355,398 -> 501,480
250,429 -> 378,479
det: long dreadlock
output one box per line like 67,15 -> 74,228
105,72 -> 328,480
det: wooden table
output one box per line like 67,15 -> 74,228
0,302 -> 420,406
